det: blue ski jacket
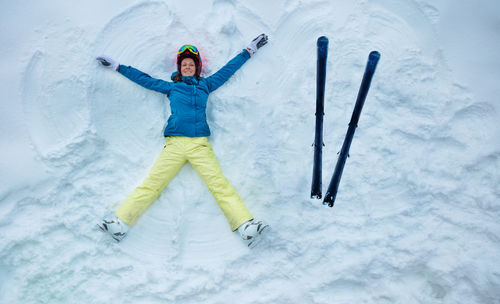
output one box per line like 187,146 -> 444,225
118,49 -> 251,137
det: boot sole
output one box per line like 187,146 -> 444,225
96,223 -> 122,242
248,224 -> 271,248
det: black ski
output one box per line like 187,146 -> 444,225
311,36 -> 329,199
323,51 -> 380,207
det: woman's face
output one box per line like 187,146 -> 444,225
180,58 -> 196,76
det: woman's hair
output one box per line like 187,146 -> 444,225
172,73 -> 182,82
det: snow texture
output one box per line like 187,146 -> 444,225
1,0 -> 500,303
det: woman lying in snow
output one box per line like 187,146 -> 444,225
95,34 -> 269,248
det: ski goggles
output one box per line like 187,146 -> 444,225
178,44 -> 199,55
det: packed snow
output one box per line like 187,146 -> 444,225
1,0 -> 499,303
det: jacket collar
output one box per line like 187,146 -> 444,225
171,72 -> 199,85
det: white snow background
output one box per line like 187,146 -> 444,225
1,0 -> 499,303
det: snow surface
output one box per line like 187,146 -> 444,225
1,0 -> 500,303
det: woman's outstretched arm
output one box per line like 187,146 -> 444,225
96,55 -> 172,95
205,34 -> 268,92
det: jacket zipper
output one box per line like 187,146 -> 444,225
193,85 -> 197,136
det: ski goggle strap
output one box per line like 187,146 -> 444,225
178,44 -> 199,55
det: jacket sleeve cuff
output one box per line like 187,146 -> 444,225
242,49 -> 251,59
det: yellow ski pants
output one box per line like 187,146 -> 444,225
116,136 -> 253,231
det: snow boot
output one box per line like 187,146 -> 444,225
97,216 -> 129,242
238,219 -> 270,248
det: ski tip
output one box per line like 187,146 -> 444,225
367,51 -> 380,71
369,51 -> 381,61
317,36 -> 329,46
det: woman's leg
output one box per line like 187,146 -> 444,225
116,137 -> 187,226
186,137 -> 254,231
